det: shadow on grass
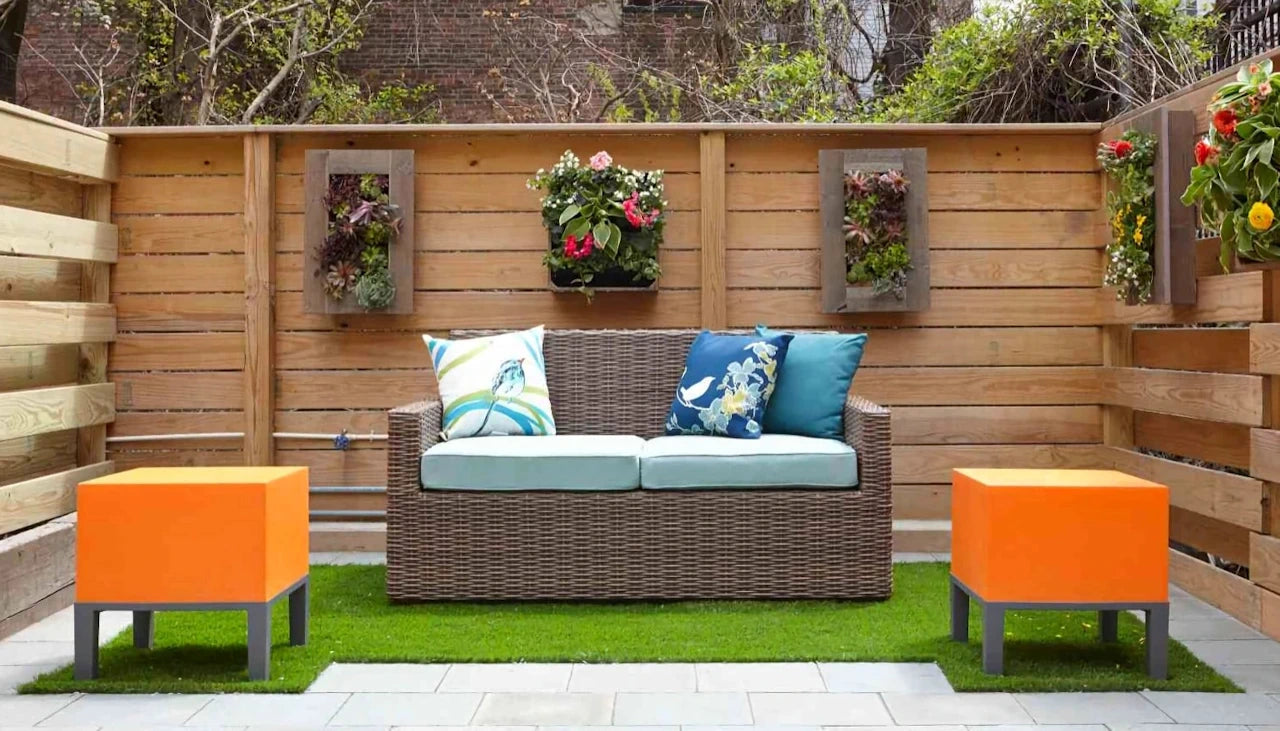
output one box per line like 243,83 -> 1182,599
22,562 -> 1239,694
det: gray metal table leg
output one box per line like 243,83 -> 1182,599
247,604 -> 271,681
1099,609 -> 1119,642
1146,603 -> 1169,680
73,605 -> 99,680
982,604 -> 1005,675
289,578 -> 309,646
133,610 -> 155,649
950,578 -> 970,642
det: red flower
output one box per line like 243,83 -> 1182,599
1194,138 -> 1219,166
579,232 -> 595,258
623,193 -> 644,227
1112,140 -> 1133,158
1213,108 -> 1239,137
564,234 -> 579,258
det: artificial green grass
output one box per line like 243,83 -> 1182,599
23,562 -> 1238,694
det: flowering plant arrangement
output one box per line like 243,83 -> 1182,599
316,173 -> 403,311
843,169 -> 911,299
1098,130 -> 1157,304
1183,59 -> 1280,268
528,150 -> 665,295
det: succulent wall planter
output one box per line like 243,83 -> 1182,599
819,148 -> 929,313
304,149 -> 414,315
1103,109 -> 1197,306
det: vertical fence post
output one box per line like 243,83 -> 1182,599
700,130 -> 727,330
78,184 -> 111,467
243,132 -> 275,466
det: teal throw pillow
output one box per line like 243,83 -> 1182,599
756,325 -> 867,440
664,331 -> 793,439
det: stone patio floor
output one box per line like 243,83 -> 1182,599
1,554 -> 1279,730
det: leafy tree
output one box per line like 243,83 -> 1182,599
37,0 -> 440,125
869,0 -> 1217,123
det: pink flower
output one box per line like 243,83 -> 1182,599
623,191 -> 661,228
579,232 -> 595,258
589,151 -> 612,171
564,234 -> 579,258
1261,81 -> 1273,98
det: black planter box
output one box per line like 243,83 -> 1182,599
546,227 -> 658,291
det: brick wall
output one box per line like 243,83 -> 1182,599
15,0 -> 718,123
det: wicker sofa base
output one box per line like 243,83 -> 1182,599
386,489 -> 892,601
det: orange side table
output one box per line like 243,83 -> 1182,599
950,468 -> 1169,678
74,467 -> 309,681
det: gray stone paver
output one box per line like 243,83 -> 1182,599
440,665 -> 573,693
1219,664 -> 1280,692
327,691 -> 482,726
40,693 -> 213,726
612,693 -> 752,725
568,664 -> 697,693
0,641 -> 73,666
818,663 -> 954,693
1170,619 -> 1266,641
471,693 -> 613,726
1012,693 -> 1171,725
1182,641 -> 1280,666
695,663 -> 824,692
881,693 -> 1034,726
1109,726 -> 1252,731
748,692 -> 892,725
1141,692 -> 1280,724
0,693 -> 77,725
185,693 -> 351,727
308,663 -> 450,693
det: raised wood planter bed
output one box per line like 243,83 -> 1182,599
303,149 -> 414,315
819,148 -> 929,313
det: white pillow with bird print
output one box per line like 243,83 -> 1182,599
423,326 -> 556,440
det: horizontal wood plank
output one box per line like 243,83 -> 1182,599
278,370 -> 430,410
892,405 -> 1101,445
117,136 -> 245,175
0,206 -> 118,263
726,288 -> 1102,327
0,102 -> 117,181
854,367 -> 1099,406
114,254 -> 245,294
110,411 -> 243,450
1103,273 -> 1265,325
726,172 -> 1100,211
725,134 -> 1099,172
115,372 -> 241,410
113,175 -> 243,214
0,255 -> 81,301
893,444 -> 1098,483
0,461 -> 113,535
1250,428 -> 1280,483
1134,411 -> 1251,470
117,215 -> 245,254
1102,446 -> 1263,531
725,249 -> 1100,289
0,302 -> 115,346
726,210 -> 1103,250
1098,367 -> 1264,426
1251,533 -> 1280,595
1250,323 -> 1280,375
0,167 -> 83,217
1134,328 -> 1251,373
0,432 -> 75,485
1172,506 -> 1252,567
114,294 -> 244,332
0,345 -> 79,392
0,383 -> 115,441
110,333 -> 244,371
1170,548 -> 1261,628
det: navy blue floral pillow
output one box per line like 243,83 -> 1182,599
664,331 -> 793,439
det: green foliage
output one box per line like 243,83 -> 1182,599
712,44 -> 838,123
67,0 -> 440,125
1183,59 -> 1280,268
354,265 -> 396,310
1099,131 -> 1157,304
844,170 -> 912,300
869,0 -> 1216,123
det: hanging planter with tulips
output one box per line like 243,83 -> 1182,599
1182,59 -> 1280,269
528,150 -> 665,297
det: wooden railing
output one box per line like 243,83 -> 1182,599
0,100 -> 118,636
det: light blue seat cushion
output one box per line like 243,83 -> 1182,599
640,434 -> 858,490
421,435 -> 643,491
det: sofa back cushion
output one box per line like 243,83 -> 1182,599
452,329 -> 695,439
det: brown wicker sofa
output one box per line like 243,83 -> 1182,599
386,329 -> 892,601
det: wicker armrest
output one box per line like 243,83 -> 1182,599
387,400 -> 442,497
843,394 -> 891,500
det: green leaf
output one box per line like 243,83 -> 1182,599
1261,138 -> 1276,166
1259,163 -> 1279,200
592,221 -> 611,255
607,222 -> 622,253
558,205 -> 581,225
565,217 -> 591,238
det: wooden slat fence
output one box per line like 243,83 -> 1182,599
0,101 -> 118,638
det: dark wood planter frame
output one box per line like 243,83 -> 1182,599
304,149 -> 415,315
1123,108 -> 1198,305
819,148 -> 930,313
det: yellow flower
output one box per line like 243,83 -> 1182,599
1250,202 -> 1275,231
1133,230 -> 1143,243
1136,214 -> 1147,226
720,387 -> 748,417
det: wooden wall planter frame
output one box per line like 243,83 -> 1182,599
304,149 -> 414,315
819,148 -> 930,313
1124,108 -> 1198,305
